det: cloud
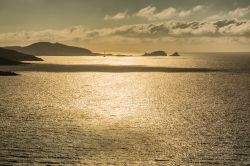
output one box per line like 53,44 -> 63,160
107,19 -> 250,38
106,5 -> 248,23
136,5 -> 205,20
0,19 -> 249,45
229,6 -> 250,18
104,10 -> 128,20
0,19 -> 249,52
155,7 -> 177,20
207,6 -> 250,20
193,5 -> 204,12
136,6 -> 176,20
178,10 -> 192,18
135,6 -> 157,20
178,5 -> 205,18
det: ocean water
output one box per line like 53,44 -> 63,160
0,53 -> 250,165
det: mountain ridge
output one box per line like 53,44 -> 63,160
6,42 -> 95,56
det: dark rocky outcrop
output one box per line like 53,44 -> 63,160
143,51 -> 167,56
6,42 -> 95,56
170,52 -> 180,56
0,57 -> 23,65
0,71 -> 18,76
0,47 -> 42,61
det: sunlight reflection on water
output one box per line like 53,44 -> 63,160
0,54 -> 250,165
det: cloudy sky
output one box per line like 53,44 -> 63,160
0,0 -> 250,53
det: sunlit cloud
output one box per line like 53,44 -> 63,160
135,6 -> 157,20
178,5 -> 205,18
0,19 -> 249,47
0,3 -> 249,53
136,6 -> 176,20
193,5 -> 204,12
109,19 -> 250,37
135,5 -> 205,20
104,10 -> 128,20
206,6 -> 250,20
229,6 -> 250,18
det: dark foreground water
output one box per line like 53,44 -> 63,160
0,54 -> 250,165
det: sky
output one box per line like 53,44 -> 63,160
0,0 -> 250,53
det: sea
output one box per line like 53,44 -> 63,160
0,53 -> 250,165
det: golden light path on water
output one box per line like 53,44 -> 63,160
44,56 -> 172,124
0,55 -> 249,165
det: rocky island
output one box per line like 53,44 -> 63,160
170,52 -> 181,56
143,51 -> 167,56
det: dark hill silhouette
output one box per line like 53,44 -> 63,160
143,51 -> 167,56
6,42 -> 95,56
0,57 -> 23,65
0,47 -> 42,61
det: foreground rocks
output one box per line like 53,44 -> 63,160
0,71 -> 18,76
0,57 -> 23,65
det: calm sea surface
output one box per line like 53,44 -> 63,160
0,54 -> 250,165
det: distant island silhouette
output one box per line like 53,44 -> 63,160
5,42 -> 183,57
1,42 -> 183,76
6,42 -> 96,56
